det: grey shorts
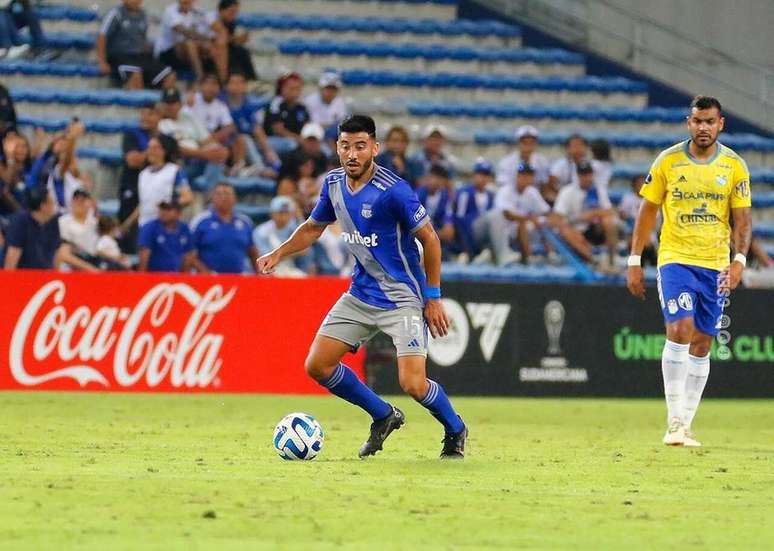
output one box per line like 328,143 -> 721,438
317,293 -> 428,357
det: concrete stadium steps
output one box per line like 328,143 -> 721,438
0,61 -> 646,107
39,8 -> 519,48
34,31 -> 574,77
57,0 -> 459,22
255,42 -> 580,77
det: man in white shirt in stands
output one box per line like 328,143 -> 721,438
58,188 -> 100,269
473,162 -> 553,266
545,133 -> 588,205
184,74 -> 247,175
495,125 -> 550,189
158,87 -> 228,189
553,160 -> 619,268
304,72 -> 350,137
154,0 -> 226,82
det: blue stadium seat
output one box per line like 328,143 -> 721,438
753,222 -> 774,239
276,39 -> 581,65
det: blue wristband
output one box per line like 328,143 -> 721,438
425,287 -> 441,299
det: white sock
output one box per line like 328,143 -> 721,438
661,340 -> 690,424
683,353 -> 710,429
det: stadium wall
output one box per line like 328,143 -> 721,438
0,272 -> 365,394
368,282 -> 774,398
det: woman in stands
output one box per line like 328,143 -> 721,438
135,137 -> 193,229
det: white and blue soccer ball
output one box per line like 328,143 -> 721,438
273,412 -> 324,460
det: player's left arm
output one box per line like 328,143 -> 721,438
728,207 -> 751,290
414,223 -> 449,338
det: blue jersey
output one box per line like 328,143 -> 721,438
191,209 -> 254,273
416,186 -> 453,229
309,165 -> 430,310
138,219 -> 193,273
453,184 -> 494,224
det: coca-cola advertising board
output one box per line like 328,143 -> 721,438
0,271 -> 364,393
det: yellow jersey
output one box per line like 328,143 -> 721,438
640,140 -> 751,271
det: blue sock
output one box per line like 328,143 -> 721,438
418,379 -> 464,433
320,363 -> 392,421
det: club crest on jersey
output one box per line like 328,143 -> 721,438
667,299 -> 678,315
716,174 -> 727,187
361,203 -> 372,219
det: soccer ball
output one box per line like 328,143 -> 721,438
272,412 -> 324,460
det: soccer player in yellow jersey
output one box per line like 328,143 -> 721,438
627,96 -> 752,447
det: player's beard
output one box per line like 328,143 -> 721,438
346,157 -> 373,181
692,131 -> 717,151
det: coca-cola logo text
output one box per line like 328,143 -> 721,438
10,281 -> 237,389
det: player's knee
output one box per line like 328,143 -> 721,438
304,355 -> 334,381
666,320 -> 693,344
399,375 -> 428,400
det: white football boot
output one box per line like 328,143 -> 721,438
663,418 -> 686,446
682,427 -> 702,447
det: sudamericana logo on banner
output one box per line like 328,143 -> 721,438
9,280 -> 236,389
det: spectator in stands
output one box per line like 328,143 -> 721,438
3,186 -> 96,271
474,162 -> 552,266
261,72 -> 310,150
253,196 -> 309,277
495,125 -> 550,189
95,215 -> 130,269
224,72 -> 279,177
138,198 -> 194,272
546,133 -> 588,205
58,188 -> 100,269
117,102 -> 173,253
452,159 -> 495,264
416,164 -> 454,252
97,0 -> 175,90
409,125 -> 458,183
375,125 -> 423,187
305,72 -> 349,137
135,136 -> 192,227
619,174 -> 656,266
278,123 -> 329,181
27,120 -> 93,214
158,87 -> 228,190
190,182 -> 256,274
0,0 -> 46,59
208,0 -> 256,81
0,83 -> 16,140
2,131 -> 39,198
553,160 -> 618,268
184,74 -> 248,174
590,138 -> 612,189
155,0 -> 226,83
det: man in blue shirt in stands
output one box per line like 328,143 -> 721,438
137,198 -> 194,272
3,185 -> 96,271
453,158 -> 495,263
190,182 -> 257,274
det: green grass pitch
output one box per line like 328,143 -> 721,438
1,392 -> 773,550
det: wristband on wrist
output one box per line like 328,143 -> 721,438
627,255 -> 642,267
425,287 -> 441,299
734,253 -> 747,267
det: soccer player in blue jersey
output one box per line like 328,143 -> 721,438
257,115 -> 468,459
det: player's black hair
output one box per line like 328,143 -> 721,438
227,71 -> 246,81
202,73 -> 220,85
690,95 -> 722,114
565,133 -> 587,147
26,185 -> 49,212
338,115 -> 377,139
429,164 -> 450,180
218,0 -> 238,10
590,138 -> 611,161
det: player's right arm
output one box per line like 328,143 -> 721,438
627,159 -> 666,299
256,220 -> 326,274
257,178 -> 335,274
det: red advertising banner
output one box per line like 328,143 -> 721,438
0,271 -> 364,394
